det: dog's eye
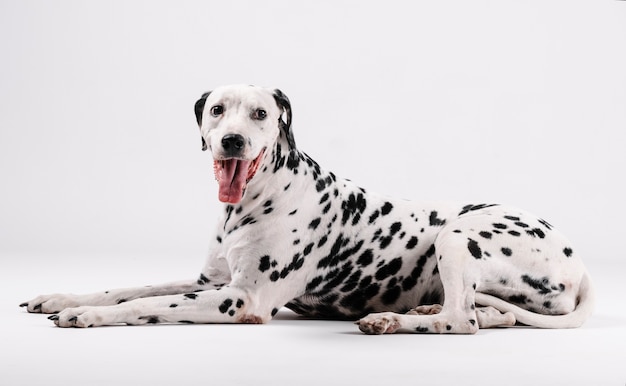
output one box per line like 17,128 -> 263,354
253,109 -> 267,120
211,105 -> 224,116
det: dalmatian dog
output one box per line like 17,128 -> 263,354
21,85 -> 595,334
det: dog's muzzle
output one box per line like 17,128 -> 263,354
213,147 -> 265,204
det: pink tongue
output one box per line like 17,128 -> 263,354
218,159 -> 252,204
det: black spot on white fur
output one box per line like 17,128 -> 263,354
467,239 -> 482,259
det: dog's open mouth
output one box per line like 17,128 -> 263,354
213,149 -> 265,204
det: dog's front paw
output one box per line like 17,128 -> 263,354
20,294 -> 82,314
50,306 -> 103,328
355,312 -> 401,335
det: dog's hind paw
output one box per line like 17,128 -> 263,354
355,312 -> 401,335
406,304 -> 443,315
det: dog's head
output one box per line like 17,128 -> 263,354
194,85 -> 294,204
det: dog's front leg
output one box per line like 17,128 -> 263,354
22,254 -> 231,314
20,277 -> 222,314
50,286 -> 275,327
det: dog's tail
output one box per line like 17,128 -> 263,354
475,271 -> 595,328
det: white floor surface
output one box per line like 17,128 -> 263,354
1,254 -> 624,386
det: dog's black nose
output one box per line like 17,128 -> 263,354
221,134 -> 246,156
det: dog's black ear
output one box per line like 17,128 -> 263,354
194,91 -> 211,151
273,89 -> 296,149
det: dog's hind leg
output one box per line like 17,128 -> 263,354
357,226 -> 484,334
405,304 -> 515,327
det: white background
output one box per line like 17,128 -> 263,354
1,1 -> 625,385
